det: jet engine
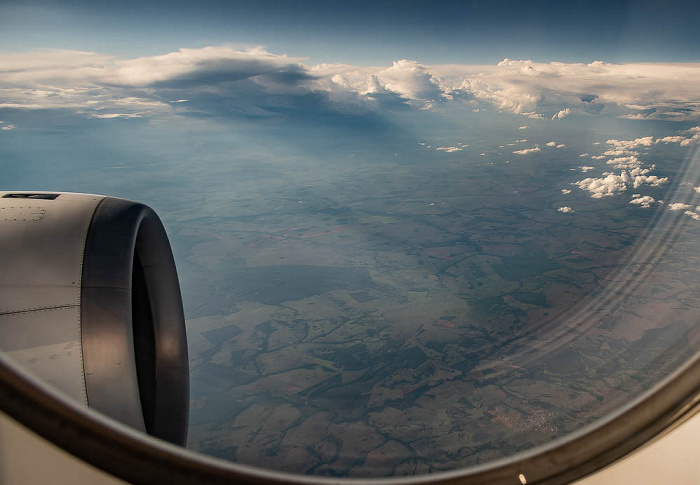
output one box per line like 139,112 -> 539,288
0,192 -> 188,446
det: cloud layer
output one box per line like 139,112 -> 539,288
2,46 -> 700,125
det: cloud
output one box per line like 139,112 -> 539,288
580,166 -> 595,172
91,113 -> 142,119
631,172 -> 668,188
513,146 -> 540,155
561,189 -> 571,194
579,153 -> 588,157
436,146 -> 462,152
518,125 -> 528,129
552,108 -> 571,120
606,137 -> 654,152
655,128 -> 700,146
0,121 -> 15,130
591,155 -> 607,160
558,206 -> 574,213
656,135 -> 686,144
546,141 -> 556,147
3,47 -> 700,126
606,156 -> 642,169
668,203 -> 692,211
557,144 -> 565,148
575,172 -> 628,198
516,139 -> 527,143
630,195 -> 656,208
684,211 -> 700,220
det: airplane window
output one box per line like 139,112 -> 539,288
2,0 -> 700,483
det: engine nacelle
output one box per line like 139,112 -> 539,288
0,192 -> 188,446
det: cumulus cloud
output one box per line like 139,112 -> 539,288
607,136 -> 654,151
436,146 -> 462,152
518,125 -> 528,129
575,173 -> 629,198
606,156 -> 642,169
591,155 -> 607,160
561,189 -> 571,194
684,211 -> 700,220
656,135 -> 686,144
579,153 -> 589,157
631,172 -> 668,188
668,203 -> 692,211
655,128 -> 700,146
557,144 -> 565,148
513,146 -> 541,155
630,195 -> 656,208
546,141 -> 556,147
552,108 -> 571,120
558,206 -> 574,213
580,166 -> 595,172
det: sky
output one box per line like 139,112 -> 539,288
1,0 -> 700,65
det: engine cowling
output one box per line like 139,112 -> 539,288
0,192 -> 188,446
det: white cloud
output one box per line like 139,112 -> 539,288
606,136 -> 654,151
561,189 -> 572,194
630,195 -> 656,208
632,173 -> 668,188
579,153 -> 589,157
655,128 -> 700,146
557,144 -> 565,148
603,149 -> 631,156
436,146 -> 462,152
91,113 -> 142,119
513,146 -> 541,155
372,59 -> 443,106
606,156 -> 642,169
694,187 -> 700,194
552,108 -> 571,120
656,135 -> 686,144
681,135 -> 700,146
518,125 -> 528,129
3,47 -> 700,125
575,172 -> 629,198
516,139 -> 527,143
546,141 -> 556,147
668,203 -> 692,211
580,166 -> 595,172
0,123 -> 15,130
558,206 -> 574,213
684,211 -> 700,220
591,155 -> 607,160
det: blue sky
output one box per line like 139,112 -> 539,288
1,0 -> 699,64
